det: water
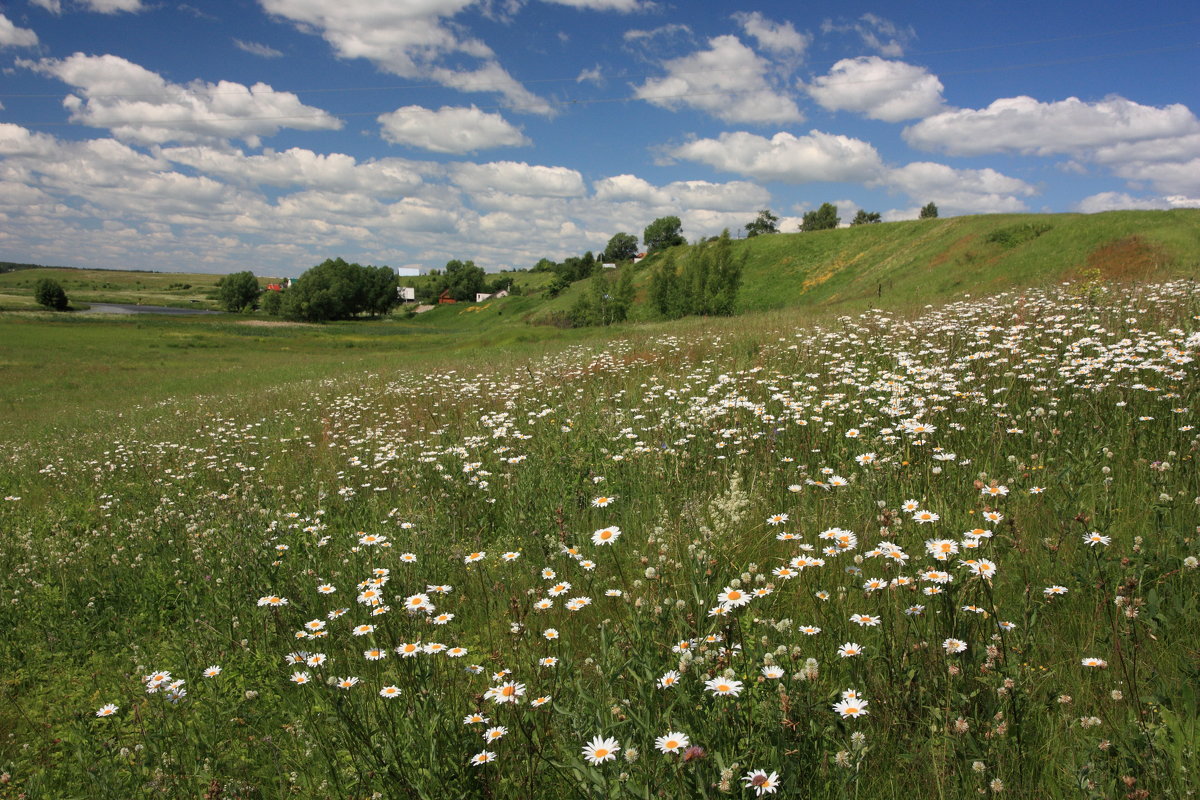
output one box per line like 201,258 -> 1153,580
82,303 -> 222,316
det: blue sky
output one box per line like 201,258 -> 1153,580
0,0 -> 1197,276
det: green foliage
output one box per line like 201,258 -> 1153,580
920,201 -> 939,219
259,289 -> 283,316
850,209 -> 882,226
801,202 -> 840,232
603,231 -> 638,263
215,271 -> 261,312
282,258 -> 399,322
33,277 -> 68,310
643,216 -> 685,254
545,274 -> 571,298
985,222 -> 1053,248
744,209 -> 779,237
650,230 -> 743,318
568,267 -> 634,327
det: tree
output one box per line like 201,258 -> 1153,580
216,271 -> 261,312
602,232 -> 638,263
260,289 -> 283,316
282,258 -> 398,322
34,278 -> 68,311
800,203 -> 840,232
920,202 -> 939,219
440,259 -> 486,302
744,209 -> 779,237
643,216 -> 685,254
851,209 -> 882,226
649,230 -> 743,319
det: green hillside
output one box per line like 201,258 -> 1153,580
518,209 -> 1200,325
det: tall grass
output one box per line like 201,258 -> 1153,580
1,279 -> 1198,798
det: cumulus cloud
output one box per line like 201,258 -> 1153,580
805,56 -> 944,122
903,95 -> 1200,157
452,161 -> 585,197
822,13 -> 913,57
234,39 -> 284,58
259,0 -> 552,114
592,173 -> 769,211
541,0 -> 652,10
81,0 -> 145,12
881,161 -> 1038,214
161,146 -> 426,196
623,23 -> 691,44
671,130 -> 884,184
25,53 -> 342,146
28,0 -> 62,13
732,11 -> 810,58
378,105 -> 530,154
0,13 -> 39,47
633,35 -> 802,124
1110,158 -> 1200,197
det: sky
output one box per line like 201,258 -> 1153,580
0,0 -> 1197,277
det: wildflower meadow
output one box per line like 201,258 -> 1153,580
1,279 -> 1198,798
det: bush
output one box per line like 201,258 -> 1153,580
34,278 -> 68,311
282,258 -> 399,322
260,290 -> 283,316
216,271 -> 261,312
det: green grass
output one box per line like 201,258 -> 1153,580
0,273 -> 1197,799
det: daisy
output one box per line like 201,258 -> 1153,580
772,566 -> 797,580
484,681 -> 526,704
464,713 -> 490,725
404,593 -> 433,613
776,532 -> 801,541
799,625 -> 821,635
539,657 -> 558,668
464,552 -> 486,564
379,685 -> 401,698
483,726 -> 508,742
766,513 -> 789,526
837,642 -> 864,658
446,646 -> 468,658
530,696 -> 551,707
742,769 -> 781,796
202,666 -> 222,678
658,670 -> 681,689
704,677 -> 744,697
1081,657 -> 1108,668
290,671 -> 311,685
363,648 -> 386,661
832,698 -> 869,718
336,676 -> 359,689
943,638 -> 968,654
591,496 -> 614,508
1044,585 -> 1069,596
582,735 -> 621,765
399,553 -> 417,563
912,510 -> 940,524
469,751 -> 497,767
541,568 -> 556,580
850,614 -> 881,627
316,584 -> 336,594
96,704 -> 119,717
761,666 -> 784,679
1082,532 -> 1112,547
655,731 -> 690,755
718,587 -> 752,608
605,589 -> 623,597
396,642 -> 422,658
543,628 -> 559,640
548,582 -> 571,597
533,599 -> 554,610
501,551 -> 521,561
982,511 -> 1004,523
432,613 -> 455,625
592,526 -> 621,546
352,624 -> 375,636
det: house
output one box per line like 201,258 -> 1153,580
474,290 -> 510,302
398,286 -> 415,302
601,262 -> 617,269
437,289 -> 456,304
265,283 -> 284,292
632,252 -> 647,264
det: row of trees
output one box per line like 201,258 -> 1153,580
418,260 -> 514,303
567,266 -> 636,327
649,230 -> 743,319
746,202 -> 938,235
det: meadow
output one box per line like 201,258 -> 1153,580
0,276 -> 1198,799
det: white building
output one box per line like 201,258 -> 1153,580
394,266 -> 422,277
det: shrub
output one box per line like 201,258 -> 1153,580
34,278 -> 68,310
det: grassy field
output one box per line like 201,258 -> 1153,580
0,270 -> 1198,798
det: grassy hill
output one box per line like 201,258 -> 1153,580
518,209 -> 1200,324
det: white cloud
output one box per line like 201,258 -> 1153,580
28,0 -> 62,14
732,11 -> 810,57
806,56 -> 944,122
378,105 -> 530,154
80,0 -> 145,12
822,13 -> 913,57
259,0 -> 552,115
234,39 -> 284,58
0,13 -> 39,47
633,35 -> 803,124
592,173 -> 768,211
1111,158 -> 1200,197
541,0 -> 652,10
452,161 -> 585,197
25,53 -> 343,146
161,146 -> 426,196
623,23 -> 691,43
1074,191 -> 1173,213
904,95 -> 1200,157
882,161 -> 1038,214
671,130 -> 884,184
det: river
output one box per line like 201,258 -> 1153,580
82,302 -> 222,316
